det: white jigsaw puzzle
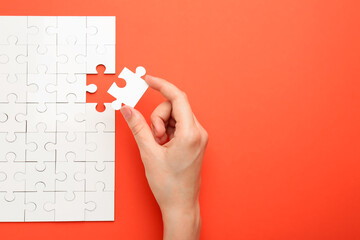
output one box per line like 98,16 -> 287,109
0,16 -> 117,222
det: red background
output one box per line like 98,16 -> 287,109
2,0 -> 360,239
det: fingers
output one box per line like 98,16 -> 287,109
166,126 -> 175,140
145,75 -> 194,131
120,106 -> 158,152
144,75 -> 180,101
156,133 -> 168,145
168,118 -> 176,128
193,115 -> 209,146
151,101 -> 172,138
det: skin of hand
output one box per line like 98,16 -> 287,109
120,75 -> 208,240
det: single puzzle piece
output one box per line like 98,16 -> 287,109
86,64 -> 118,111
0,36 -> 27,76
0,93 -> 26,142
0,192 -> 25,222
85,123 -> 115,166
25,182 -> 55,222
0,16 -> 27,45
25,162 -> 60,192
47,16 -> 87,45
56,94 -> 86,141
16,103 -> 57,132
75,161 -> 115,192
107,66 -> 148,110
0,132 -> 25,161
0,152 -> 25,202
85,103 -> 115,132
57,39 -> 86,74
86,44 -> 115,74
86,16 -> 116,48
0,132 -> 36,162
17,44 -> 66,74
26,65 -> 57,112
26,123 -> 56,171
45,132 -> 95,163
55,152 -> 85,199
85,182 -> 114,221
27,16 -> 57,46
46,73 -> 96,103
0,74 -> 36,103
45,191 -> 95,221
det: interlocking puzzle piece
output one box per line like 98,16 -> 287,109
56,94 -> 86,141
0,132 -> 24,161
46,73 -> 96,103
0,36 -> 27,76
55,152 -> 85,199
0,152 -> 25,202
0,93 -> 26,142
107,66 -> 148,110
26,123 -> 56,171
0,16 -> 27,45
45,191 -> 95,221
25,162 -> 60,192
85,103 -> 115,132
57,39 -> 86,74
16,103 -> 57,132
85,182 -> 114,221
48,16 -> 87,45
17,45 -> 66,74
0,74 -> 36,103
26,65 -> 57,112
0,192 -> 25,222
27,16 -> 57,46
87,16 -> 116,48
45,132 -> 95,163
25,182 -> 55,222
86,123 -> 115,166
75,161 -> 114,192
0,132 -> 35,162
86,45 -> 115,74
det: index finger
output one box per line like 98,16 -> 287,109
144,75 -> 194,129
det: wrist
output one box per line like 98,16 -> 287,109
161,202 -> 201,240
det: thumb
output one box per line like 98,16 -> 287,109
120,106 -> 157,151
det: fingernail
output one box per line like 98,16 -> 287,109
120,107 -> 132,121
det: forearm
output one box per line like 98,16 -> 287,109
162,202 -> 201,240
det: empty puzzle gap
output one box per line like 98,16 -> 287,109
86,64 -> 119,112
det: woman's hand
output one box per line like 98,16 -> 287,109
120,75 -> 208,240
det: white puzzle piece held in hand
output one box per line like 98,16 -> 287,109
107,66 -> 149,110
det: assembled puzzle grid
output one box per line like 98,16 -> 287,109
0,16 -> 116,222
